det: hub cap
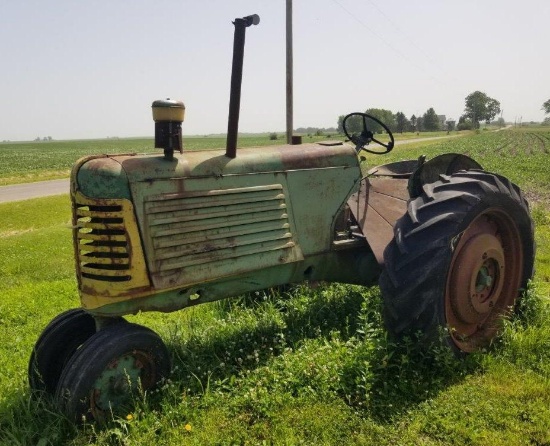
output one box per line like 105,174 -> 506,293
90,351 -> 156,419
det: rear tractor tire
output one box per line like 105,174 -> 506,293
380,170 -> 535,353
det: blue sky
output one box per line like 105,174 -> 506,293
1,0 -> 548,140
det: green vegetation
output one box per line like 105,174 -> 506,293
337,90 -> 508,135
0,135 -> 337,186
364,127 -> 550,208
422,107 -> 440,131
461,91 -> 501,129
0,139 -> 153,185
0,132 -> 463,186
0,132 -> 352,186
0,129 -> 549,445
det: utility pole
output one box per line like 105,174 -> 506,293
286,0 -> 293,144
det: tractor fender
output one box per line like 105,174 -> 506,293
349,153 -> 482,265
407,153 -> 482,198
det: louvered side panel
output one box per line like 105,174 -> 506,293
144,185 -> 303,289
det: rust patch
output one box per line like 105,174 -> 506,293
348,178 -> 409,265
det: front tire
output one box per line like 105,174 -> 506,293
29,309 -> 96,395
55,322 -> 171,423
380,170 -> 535,353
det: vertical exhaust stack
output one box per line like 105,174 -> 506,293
152,99 -> 185,161
226,14 -> 260,159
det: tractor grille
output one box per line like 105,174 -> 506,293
74,201 -> 132,282
144,184 -> 303,286
72,191 -> 150,300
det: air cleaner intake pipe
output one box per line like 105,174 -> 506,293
152,98 -> 185,161
226,14 -> 260,159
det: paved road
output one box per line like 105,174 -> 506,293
0,134 -> 467,204
0,179 -> 69,204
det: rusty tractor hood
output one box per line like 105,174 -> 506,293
73,142 -> 358,199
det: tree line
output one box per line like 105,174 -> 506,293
338,107 -> 451,134
338,91 -> 504,134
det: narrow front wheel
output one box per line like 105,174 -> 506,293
55,322 -> 171,423
29,309 -> 96,395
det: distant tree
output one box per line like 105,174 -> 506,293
269,132 -> 278,140
409,115 -> 417,132
447,120 -> 456,132
338,109 -> 396,135
423,107 -> 440,131
296,126 -> 336,134
543,99 -> 550,115
337,115 -> 345,133
395,111 -> 409,133
496,117 -> 506,127
464,91 -> 501,129
457,115 -> 474,131
337,114 -> 362,134
416,116 -> 424,132
365,108 -> 396,133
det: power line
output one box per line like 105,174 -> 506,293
330,0 -> 444,86
364,0 -> 438,66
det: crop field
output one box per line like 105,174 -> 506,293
364,128 -> 550,205
0,129 -> 549,445
0,131 -> 465,186
0,134 -> 332,186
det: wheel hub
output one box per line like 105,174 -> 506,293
91,352 -> 153,414
448,232 -> 505,331
475,266 -> 493,293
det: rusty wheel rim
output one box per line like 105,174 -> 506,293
445,208 -> 523,352
89,350 -> 157,420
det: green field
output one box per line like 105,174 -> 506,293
0,135 -> 325,185
363,127 -> 550,208
0,131 -> 469,186
1,129 -> 549,445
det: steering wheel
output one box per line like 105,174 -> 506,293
343,112 -> 395,154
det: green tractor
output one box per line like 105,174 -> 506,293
29,15 -> 535,422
